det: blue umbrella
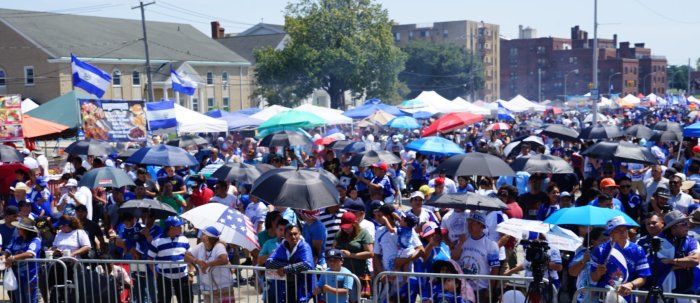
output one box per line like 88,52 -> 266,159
343,98 -> 405,119
398,99 -> 427,109
342,141 -> 373,154
405,136 -> 465,156
386,116 -> 421,129
233,107 -> 262,116
126,144 -> 198,167
324,128 -> 341,137
683,122 -> 700,137
411,111 -> 434,119
543,205 -> 639,227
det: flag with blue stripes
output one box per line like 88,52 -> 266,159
170,68 -> 197,96
146,100 -> 177,131
71,54 -> 111,98
497,102 -> 514,121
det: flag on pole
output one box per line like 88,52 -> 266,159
170,68 -> 197,96
71,54 -> 112,98
146,100 -> 177,131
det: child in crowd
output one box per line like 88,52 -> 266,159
393,212 -> 421,272
314,249 -> 353,303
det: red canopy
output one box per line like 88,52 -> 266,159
0,163 -> 29,195
421,112 -> 483,137
23,114 -> 69,138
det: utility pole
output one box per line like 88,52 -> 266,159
688,58 -> 692,96
591,0 -> 599,125
133,1 -> 156,102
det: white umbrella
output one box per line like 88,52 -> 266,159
583,113 -> 608,123
496,218 -> 582,251
181,203 -> 260,251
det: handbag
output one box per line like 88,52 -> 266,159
4,268 -> 18,291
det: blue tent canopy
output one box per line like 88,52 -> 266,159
343,98 -> 405,119
684,122 -> 700,137
233,107 -> 262,116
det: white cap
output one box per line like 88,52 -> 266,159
66,178 -> 79,187
410,191 -> 425,200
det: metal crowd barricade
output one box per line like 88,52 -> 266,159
573,286 -> 700,303
373,271 -> 549,303
9,258 -> 70,303
201,264 -> 265,303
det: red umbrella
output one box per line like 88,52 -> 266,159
421,112 -> 483,137
0,163 -> 30,195
486,122 -> 511,131
314,137 -> 337,145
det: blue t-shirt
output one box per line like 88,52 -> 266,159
590,241 -> 651,302
29,188 -> 53,217
432,292 -> 467,303
0,224 -> 15,250
6,235 -> 42,281
136,225 -> 163,257
114,223 -> 145,260
302,220 -> 327,266
355,170 -> 373,192
590,197 -> 624,211
317,267 -> 353,303
536,204 -> 560,221
371,175 -> 393,198
424,242 -> 451,272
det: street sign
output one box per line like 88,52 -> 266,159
591,89 -> 599,100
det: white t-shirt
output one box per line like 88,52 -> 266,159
78,186 -> 93,220
373,226 -> 398,271
458,234 -> 501,290
623,162 -> 646,182
209,195 -> 236,208
428,177 -> 457,194
441,210 -> 468,243
245,201 -> 268,227
53,229 -> 91,255
23,157 -> 39,170
524,247 -> 561,283
37,155 -> 49,176
57,191 -> 88,217
188,242 -> 234,290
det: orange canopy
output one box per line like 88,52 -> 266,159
22,114 -> 69,138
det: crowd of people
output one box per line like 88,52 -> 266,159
0,106 -> 699,303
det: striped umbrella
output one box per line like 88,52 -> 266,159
486,122 -> 511,131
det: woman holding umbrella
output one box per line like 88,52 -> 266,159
185,226 -> 234,302
265,224 -> 315,303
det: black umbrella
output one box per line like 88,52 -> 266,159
425,192 -> 509,211
259,130 -> 312,147
329,140 -> 353,152
64,139 -> 118,156
581,141 -> 657,165
119,199 -> 177,219
303,167 -> 340,185
510,154 -> 574,174
503,136 -> 545,157
211,162 -> 262,184
624,125 -> 654,139
255,163 -> 276,174
541,124 -> 580,141
251,168 -> 339,210
347,150 -> 401,167
342,141 -> 373,154
650,130 -> 683,143
166,134 -> 208,148
126,144 -> 198,166
653,121 -> 682,133
0,145 -> 22,163
578,124 -> 624,140
117,148 -> 140,159
78,167 -> 135,188
435,152 -> 515,177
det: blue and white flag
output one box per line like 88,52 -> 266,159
71,54 -> 111,98
170,68 -> 197,96
497,102 -> 514,121
146,100 -> 177,131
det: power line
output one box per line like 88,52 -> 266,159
632,0 -> 700,25
156,1 -> 256,27
0,4 -> 125,18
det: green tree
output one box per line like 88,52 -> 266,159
254,0 -> 406,109
667,65 -> 691,91
399,41 -> 484,100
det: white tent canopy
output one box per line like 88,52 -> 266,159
250,105 -> 290,121
294,103 -> 352,125
175,104 -> 228,134
21,98 -> 39,113
414,91 -> 462,113
597,96 -> 614,108
452,97 -> 492,115
500,95 -> 546,112
621,94 -> 641,105
688,96 -> 700,104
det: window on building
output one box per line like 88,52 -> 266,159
421,30 -> 430,37
222,72 -> 229,84
510,48 -> 518,56
537,46 -> 545,55
223,97 -> 230,111
624,67 -> 629,74
569,57 -> 577,64
393,32 -> 400,42
192,98 -> 199,112
207,97 -> 214,109
24,66 -> 34,86
206,72 -> 213,85
112,70 -> 121,86
132,71 -> 140,86
443,30 -> 448,38
408,32 -> 414,41
0,69 -> 5,87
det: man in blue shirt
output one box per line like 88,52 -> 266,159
148,216 -> 191,303
301,210 -> 327,269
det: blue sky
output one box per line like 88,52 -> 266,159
2,0 -> 698,65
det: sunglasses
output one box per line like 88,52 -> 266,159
669,181 -> 680,185
620,185 -> 631,188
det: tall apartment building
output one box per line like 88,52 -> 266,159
392,20 -> 500,102
501,25 -> 666,101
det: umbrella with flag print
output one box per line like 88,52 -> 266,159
486,122 -> 511,131
182,203 -> 259,251
421,112 -> 483,137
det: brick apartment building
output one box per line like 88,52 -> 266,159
501,25 -> 667,101
391,20 -> 501,102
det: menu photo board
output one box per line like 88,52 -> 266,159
0,95 -> 23,141
80,99 -> 147,142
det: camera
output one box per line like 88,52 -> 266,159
649,237 -> 662,253
521,239 -> 550,284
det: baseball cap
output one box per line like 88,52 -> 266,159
326,248 -> 344,260
420,221 -> 446,238
4,206 -> 19,216
410,191 -> 425,200
20,148 -> 31,156
599,178 -> 618,188
401,212 -> 419,228
469,211 -> 487,226
202,226 -> 221,238
164,216 -> 185,228
340,211 -> 357,229
65,178 -> 79,187
35,176 -> 48,187
604,215 -> 636,235
655,186 -> 671,199
559,191 -> 572,198
371,162 -> 388,171
693,145 -> 700,153
343,200 -> 366,212
434,177 -> 445,186
419,185 -> 435,197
